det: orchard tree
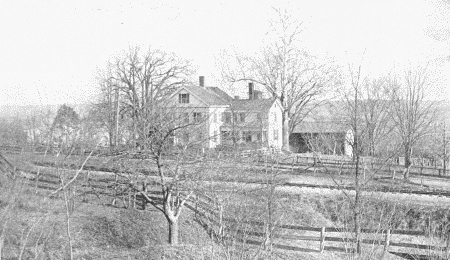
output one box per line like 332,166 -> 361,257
111,102 -> 210,245
337,62 -> 397,255
221,9 -> 339,151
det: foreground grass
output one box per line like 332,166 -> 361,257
0,175 -> 218,259
1,152 -> 447,259
0,175 -> 357,260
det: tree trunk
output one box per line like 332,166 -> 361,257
354,151 -> 362,254
282,110 -> 290,151
168,217 -> 179,245
404,146 -> 412,180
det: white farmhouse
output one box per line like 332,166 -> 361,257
168,77 -> 283,150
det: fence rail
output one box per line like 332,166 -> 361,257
192,193 -> 449,257
3,156 -> 449,259
260,154 -> 450,177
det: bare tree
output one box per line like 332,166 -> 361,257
25,109 -> 56,154
110,103 -> 211,245
91,70 -> 120,151
96,46 -> 194,149
329,62 -> 398,256
221,9 -> 338,151
346,62 -> 364,255
51,105 -> 81,154
359,76 -> 396,156
0,117 -> 27,147
390,66 -> 437,180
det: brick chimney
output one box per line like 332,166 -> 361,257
248,82 -> 254,100
199,76 -> 205,87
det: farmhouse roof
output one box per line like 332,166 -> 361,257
230,98 -> 276,112
181,85 -> 229,106
206,87 -> 233,102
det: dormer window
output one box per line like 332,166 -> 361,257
179,93 -> 189,104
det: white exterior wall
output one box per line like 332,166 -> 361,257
169,89 -> 229,149
207,106 -> 227,148
170,88 -> 285,150
267,102 -> 283,148
344,129 -> 354,157
169,89 -> 209,147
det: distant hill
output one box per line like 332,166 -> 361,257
0,104 -> 89,119
297,99 -> 450,124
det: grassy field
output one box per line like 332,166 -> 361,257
0,151 -> 448,259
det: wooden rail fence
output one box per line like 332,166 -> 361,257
6,162 -> 450,259
191,192 -> 449,258
255,154 -> 450,178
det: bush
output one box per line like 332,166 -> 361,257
86,209 -> 156,249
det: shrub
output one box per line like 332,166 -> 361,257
86,209 -> 156,249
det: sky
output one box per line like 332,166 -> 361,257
0,0 -> 449,106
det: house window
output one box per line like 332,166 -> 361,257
179,93 -> 189,104
256,113 -> 262,121
239,113 -> 246,122
233,113 -> 238,123
222,112 -> 231,123
183,112 -> 189,124
193,112 -> 202,122
273,129 -> 279,140
272,112 -> 277,122
243,131 -> 252,142
221,130 -> 230,141
212,130 -> 217,142
212,113 -> 217,123
182,133 -> 189,143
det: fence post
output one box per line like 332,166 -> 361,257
320,227 -> 326,253
142,181 -> 148,210
34,168 -> 41,194
132,187 -> 137,209
291,158 -> 295,172
82,171 -> 90,203
384,229 -> 391,253
111,174 -> 118,206
218,203 -> 224,239
363,162 -> 366,180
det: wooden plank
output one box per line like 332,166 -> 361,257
273,243 -> 319,253
389,241 -> 445,250
279,234 -> 320,242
